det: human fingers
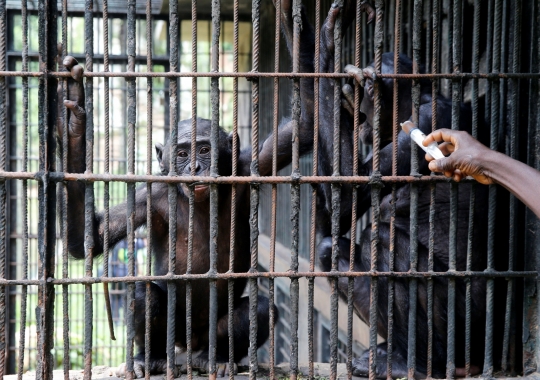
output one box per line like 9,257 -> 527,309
423,128 -> 461,147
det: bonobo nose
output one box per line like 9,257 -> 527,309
186,161 -> 201,173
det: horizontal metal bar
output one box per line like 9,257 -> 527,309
0,271 -> 534,286
2,70 -> 540,79
0,171 -> 478,184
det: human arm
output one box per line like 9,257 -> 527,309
423,128 -> 540,218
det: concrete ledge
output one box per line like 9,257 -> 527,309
5,364 -> 367,380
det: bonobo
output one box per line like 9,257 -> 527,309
315,4 -> 510,378
56,3 -> 315,378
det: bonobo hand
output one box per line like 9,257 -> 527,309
56,55 -> 85,152
423,128 -> 495,184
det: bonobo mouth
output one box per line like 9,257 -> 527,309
194,184 -> 209,202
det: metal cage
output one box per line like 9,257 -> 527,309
0,0 -> 539,379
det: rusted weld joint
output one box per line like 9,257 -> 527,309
291,170 -> 301,184
206,270 -> 218,279
246,70 -> 260,83
368,172 -> 384,188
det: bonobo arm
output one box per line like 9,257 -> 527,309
425,128 -> 540,219
253,1 -> 315,177
354,102 -> 434,217
57,56 -> 147,258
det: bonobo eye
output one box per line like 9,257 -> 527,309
178,151 -> 188,158
199,146 -> 210,155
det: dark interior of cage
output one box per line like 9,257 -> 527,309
1,0 -> 540,378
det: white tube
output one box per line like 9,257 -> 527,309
401,122 -> 445,160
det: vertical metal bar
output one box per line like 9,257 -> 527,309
61,0 -> 71,376
209,0 -> 221,378
407,1 -> 422,378
36,0 -> 57,380
502,0 -> 521,373
270,0 -> 281,379
446,0 -> 462,378
425,0 -> 432,74
167,0 -> 179,377
227,1 -> 240,378
37,0 -> 57,378
329,2 -> 344,379
289,1 -> 302,380
248,1 -> 260,380
388,2 -> 402,378
186,1 -> 197,379
369,2 -> 384,380
484,0 -> 502,377
144,0 -> 153,378
465,0 -> 480,376
17,0 -> 30,377
83,0 -> 95,376
0,0 -> 6,375
227,0 -> 239,377
309,0 -> 321,378
124,1 -> 137,379
348,2 -> 362,378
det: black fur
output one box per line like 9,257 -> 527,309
315,9 -> 510,378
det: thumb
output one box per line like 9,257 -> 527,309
428,158 -> 452,173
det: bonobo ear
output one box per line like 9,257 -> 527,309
228,131 -> 239,151
155,143 -> 166,174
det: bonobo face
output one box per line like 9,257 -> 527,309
155,118 -> 233,203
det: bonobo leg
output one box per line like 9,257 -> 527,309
318,225 -> 449,378
116,282 -> 171,378
190,295 -> 276,377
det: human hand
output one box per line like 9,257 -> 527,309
423,128 -> 495,185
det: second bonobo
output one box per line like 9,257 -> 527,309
314,3 -> 511,378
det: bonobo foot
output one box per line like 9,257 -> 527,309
190,354 -> 238,378
115,358 -> 181,379
352,343 -> 410,379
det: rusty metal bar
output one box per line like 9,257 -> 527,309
446,0 -> 463,378
227,1 -> 238,379
329,2 -> 344,379
270,0 -> 281,379
17,0 -> 30,377
249,1 -> 260,379
387,0 -> 402,377
484,0 -> 502,376
209,0 -> 221,377
124,1 -> 137,379
464,0 -> 481,376
167,0 -> 179,377
82,0 -> 96,376
36,0 -> 57,378
407,0 -> 422,377
308,0 -> 321,378
369,1 -> 384,379
144,0 -> 153,378
60,0 -> 71,377
332,1 -> 344,377
347,1 -> 363,378
5,70 -> 540,79
502,0 -> 522,373
186,1 -> 197,379
0,270 -> 532,286
0,171 -> 494,184
289,1 -> 302,379
0,0 -> 6,375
